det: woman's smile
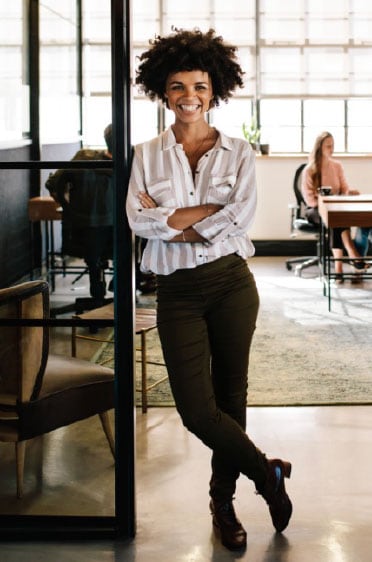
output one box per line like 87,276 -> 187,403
177,103 -> 202,113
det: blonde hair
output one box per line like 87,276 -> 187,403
307,131 -> 333,193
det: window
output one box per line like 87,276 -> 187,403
0,1 -> 28,141
131,1 -> 372,153
303,100 -> 345,152
260,99 -> 302,153
348,98 -> 372,152
39,1 -> 79,142
257,0 -> 372,152
82,0 -> 112,146
33,1 -> 372,152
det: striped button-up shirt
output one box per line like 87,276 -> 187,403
126,127 -> 257,275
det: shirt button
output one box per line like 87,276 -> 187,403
190,191 -> 194,196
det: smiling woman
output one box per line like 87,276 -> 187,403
126,28 -> 293,551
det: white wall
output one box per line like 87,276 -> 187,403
251,155 -> 372,240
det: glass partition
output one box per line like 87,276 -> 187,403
0,0 -> 116,521
82,0 -> 112,146
0,1 -> 28,141
39,1 -> 80,142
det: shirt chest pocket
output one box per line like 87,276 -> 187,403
208,174 -> 237,204
147,178 -> 176,207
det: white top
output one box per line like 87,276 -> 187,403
126,127 -> 257,275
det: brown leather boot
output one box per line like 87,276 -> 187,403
210,499 -> 247,551
257,458 -> 293,532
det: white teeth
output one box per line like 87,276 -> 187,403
180,104 -> 199,112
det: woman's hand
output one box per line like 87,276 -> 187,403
169,227 -> 206,243
138,191 -> 157,208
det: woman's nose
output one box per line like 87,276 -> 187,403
183,86 -> 196,98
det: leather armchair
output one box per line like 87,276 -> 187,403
0,280 -> 115,498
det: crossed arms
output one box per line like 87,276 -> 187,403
137,191 -> 223,242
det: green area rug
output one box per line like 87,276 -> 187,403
95,273 -> 372,406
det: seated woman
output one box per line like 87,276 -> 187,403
302,131 -> 365,282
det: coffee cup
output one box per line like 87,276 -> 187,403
319,186 -> 332,196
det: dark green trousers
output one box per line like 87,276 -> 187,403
156,254 -> 268,503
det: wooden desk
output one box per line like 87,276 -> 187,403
318,200 -> 372,228
318,196 -> 372,310
320,194 -> 372,204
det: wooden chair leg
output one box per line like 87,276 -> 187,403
15,441 -> 26,499
99,411 -> 115,459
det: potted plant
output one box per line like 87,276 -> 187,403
242,114 -> 261,151
259,142 -> 270,155
242,114 -> 270,155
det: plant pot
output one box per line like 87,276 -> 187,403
260,144 -> 270,155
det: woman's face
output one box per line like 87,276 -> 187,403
165,70 -> 214,124
321,136 -> 334,158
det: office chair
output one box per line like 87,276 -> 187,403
285,163 -> 319,276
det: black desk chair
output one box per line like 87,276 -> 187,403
285,163 -> 319,276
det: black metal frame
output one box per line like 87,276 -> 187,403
0,0 -> 136,540
320,219 -> 372,312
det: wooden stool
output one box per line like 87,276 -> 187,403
28,196 -> 62,290
71,303 -> 166,413
28,196 -> 62,222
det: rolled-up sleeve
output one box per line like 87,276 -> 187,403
193,144 -> 257,244
126,146 -> 181,240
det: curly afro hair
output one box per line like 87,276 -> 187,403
135,28 -> 244,107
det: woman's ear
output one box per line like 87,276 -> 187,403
208,97 -> 216,111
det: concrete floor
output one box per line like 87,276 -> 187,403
2,405 -> 372,561
1,258 -> 372,560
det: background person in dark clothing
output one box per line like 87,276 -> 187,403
46,125 -> 156,300
46,125 -> 113,303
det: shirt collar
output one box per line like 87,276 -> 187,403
162,127 -> 178,151
217,130 -> 233,151
161,126 -> 233,152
